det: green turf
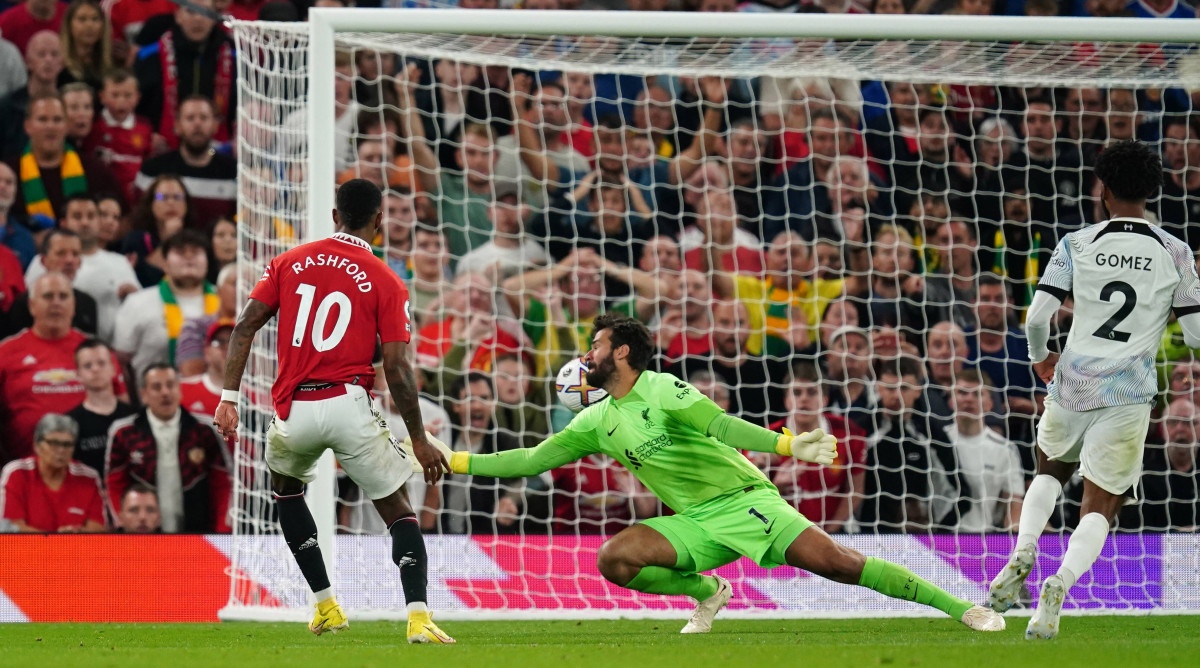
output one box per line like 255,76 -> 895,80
1,617 -> 1195,668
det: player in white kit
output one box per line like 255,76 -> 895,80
988,141 -> 1200,639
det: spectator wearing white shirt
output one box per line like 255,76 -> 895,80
112,229 -> 215,388
939,368 -> 1025,533
454,192 -> 549,279
24,194 -> 139,342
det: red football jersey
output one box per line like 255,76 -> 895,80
249,233 -> 411,420
109,0 -> 178,43
180,374 -> 220,419
84,112 -> 155,205
180,374 -> 238,459
0,457 -> 106,532
0,329 -> 126,462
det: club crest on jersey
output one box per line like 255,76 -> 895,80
641,408 -> 655,429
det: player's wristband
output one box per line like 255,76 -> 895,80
775,430 -> 794,457
221,390 -> 240,405
449,451 -> 470,475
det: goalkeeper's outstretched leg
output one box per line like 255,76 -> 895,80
597,524 -> 731,634
597,521 -> 1003,634
784,525 -> 1005,632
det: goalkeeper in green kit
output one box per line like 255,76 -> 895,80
407,313 -> 1004,634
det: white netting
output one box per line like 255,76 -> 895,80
224,17 -> 1200,620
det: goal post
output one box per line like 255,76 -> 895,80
222,10 -> 1200,622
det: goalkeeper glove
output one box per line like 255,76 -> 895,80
775,427 -> 838,466
401,431 -> 468,474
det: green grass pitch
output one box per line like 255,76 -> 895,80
3,617 -> 1196,668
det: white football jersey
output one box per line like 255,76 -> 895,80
1037,217 -> 1200,410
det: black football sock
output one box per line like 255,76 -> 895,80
389,514 -> 428,607
275,492 -> 332,598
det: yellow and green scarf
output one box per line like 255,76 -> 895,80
20,142 -> 87,219
160,279 -> 220,365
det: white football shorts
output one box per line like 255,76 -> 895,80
1036,399 -> 1152,497
265,384 -> 412,500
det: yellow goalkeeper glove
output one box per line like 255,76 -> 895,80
775,427 -> 838,465
401,431 -> 467,474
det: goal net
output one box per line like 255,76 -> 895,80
223,11 -> 1200,621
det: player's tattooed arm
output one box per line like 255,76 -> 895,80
215,298 -> 277,437
224,298 -> 278,393
382,340 -> 446,484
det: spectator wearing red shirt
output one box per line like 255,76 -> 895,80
0,271 -> 125,463
227,0 -> 267,20
551,454 -> 657,535
0,412 -> 106,532
0,241 -> 23,313
0,0 -> 67,56
106,363 -> 231,533
415,271 -> 523,388
562,71 -> 595,159
661,269 -> 715,363
85,68 -> 153,205
109,0 -> 176,45
768,362 -> 867,534
133,0 -> 235,152
179,318 -> 235,458
681,186 -> 764,277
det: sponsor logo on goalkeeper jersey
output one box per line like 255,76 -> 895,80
625,433 -> 673,469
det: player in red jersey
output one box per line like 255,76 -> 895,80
214,180 -> 453,643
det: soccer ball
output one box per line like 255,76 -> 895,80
556,357 -> 608,413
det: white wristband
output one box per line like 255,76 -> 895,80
221,390 -> 240,405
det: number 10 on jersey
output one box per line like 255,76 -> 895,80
293,283 -> 352,352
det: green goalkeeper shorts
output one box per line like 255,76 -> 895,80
641,485 -> 813,573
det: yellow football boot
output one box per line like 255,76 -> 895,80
406,611 -> 455,644
309,597 -> 349,636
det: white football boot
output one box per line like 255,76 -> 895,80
680,575 -> 732,634
960,605 -> 1006,632
1026,575 -> 1066,640
988,544 -> 1036,613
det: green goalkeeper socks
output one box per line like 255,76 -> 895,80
858,557 -> 973,621
626,566 -> 720,602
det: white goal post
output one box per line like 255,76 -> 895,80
221,10 -> 1200,622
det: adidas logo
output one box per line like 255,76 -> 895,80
298,537 -> 319,551
22,355 -> 36,365
396,555 -> 416,568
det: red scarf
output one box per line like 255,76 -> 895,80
158,31 -> 234,148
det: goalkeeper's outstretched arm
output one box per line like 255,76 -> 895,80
704,413 -> 837,465
664,390 -> 838,465
448,431 -> 593,477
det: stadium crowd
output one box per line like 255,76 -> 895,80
0,0 -> 1198,538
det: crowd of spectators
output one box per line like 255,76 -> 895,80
0,0 -> 1198,538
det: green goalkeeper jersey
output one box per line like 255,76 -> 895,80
462,370 -> 773,514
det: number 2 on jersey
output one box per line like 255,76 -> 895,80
1092,280 -> 1136,343
292,283 -> 351,352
